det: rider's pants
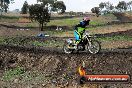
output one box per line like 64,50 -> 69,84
74,30 -> 82,44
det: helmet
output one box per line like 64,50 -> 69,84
83,17 -> 90,21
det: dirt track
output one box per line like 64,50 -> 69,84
0,24 -> 132,87
0,45 -> 132,88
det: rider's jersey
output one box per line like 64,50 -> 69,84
74,20 -> 90,42
77,27 -> 85,35
75,20 -> 89,35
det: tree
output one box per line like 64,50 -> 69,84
127,1 -> 132,12
29,0 -> 66,31
99,2 -> 114,14
69,11 -> 75,16
91,7 -> 100,17
29,4 -> 50,31
105,2 -> 114,12
21,1 -> 28,14
37,0 -> 66,14
37,0 -> 55,11
99,2 -> 106,10
0,0 -> 9,14
116,1 -> 127,12
37,0 -> 55,5
52,1 -> 66,14
0,0 -> 14,15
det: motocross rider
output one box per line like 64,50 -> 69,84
74,17 -> 90,48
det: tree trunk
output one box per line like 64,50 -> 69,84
41,23 -> 43,31
0,10 -> 2,16
0,7 -> 3,16
39,23 -> 41,31
127,5 -> 131,12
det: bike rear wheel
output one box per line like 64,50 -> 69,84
63,42 -> 74,54
87,40 -> 101,54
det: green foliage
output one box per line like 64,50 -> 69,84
37,0 -> 55,5
99,2 -> 114,15
98,1 -> 132,14
29,0 -> 66,31
3,67 -> 25,81
116,1 -> 128,12
99,2 -> 106,10
29,4 -> 50,31
0,0 -> 14,14
105,2 -> 114,11
21,1 -> 29,14
52,1 -> 66,14
127,1 -> 132,11
37,0 -> 66,14
91,7 -> 100,17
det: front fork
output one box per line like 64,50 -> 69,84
87,37 -> 92,47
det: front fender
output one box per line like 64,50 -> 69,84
65,39 -> 73,45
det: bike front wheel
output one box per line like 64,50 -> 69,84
87,40 -> 101,54
63,41 -> 74,54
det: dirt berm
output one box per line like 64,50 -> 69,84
0,45 -> 132,88
113,12 -> 132,22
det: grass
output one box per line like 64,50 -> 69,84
25,23 -> 35,28
48,17 -> 107,26
0,37 -> 5,43
90,21 -> 105,25
0,37 -> 23,45
0,14 -> 118,31
2,67 -> 51,85
98,35 -> 132,41
2,67 -> 25,81
48,17 -> 81,26
0,36 -> 64,47
0,15 -> 19,23
86,23 -> 132,35
0,35 -> 131,49
32,40 -> 64,47
0,15 -> 19,19
19,71 -> 51,83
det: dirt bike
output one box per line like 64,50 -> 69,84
63,32 -> 101,54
